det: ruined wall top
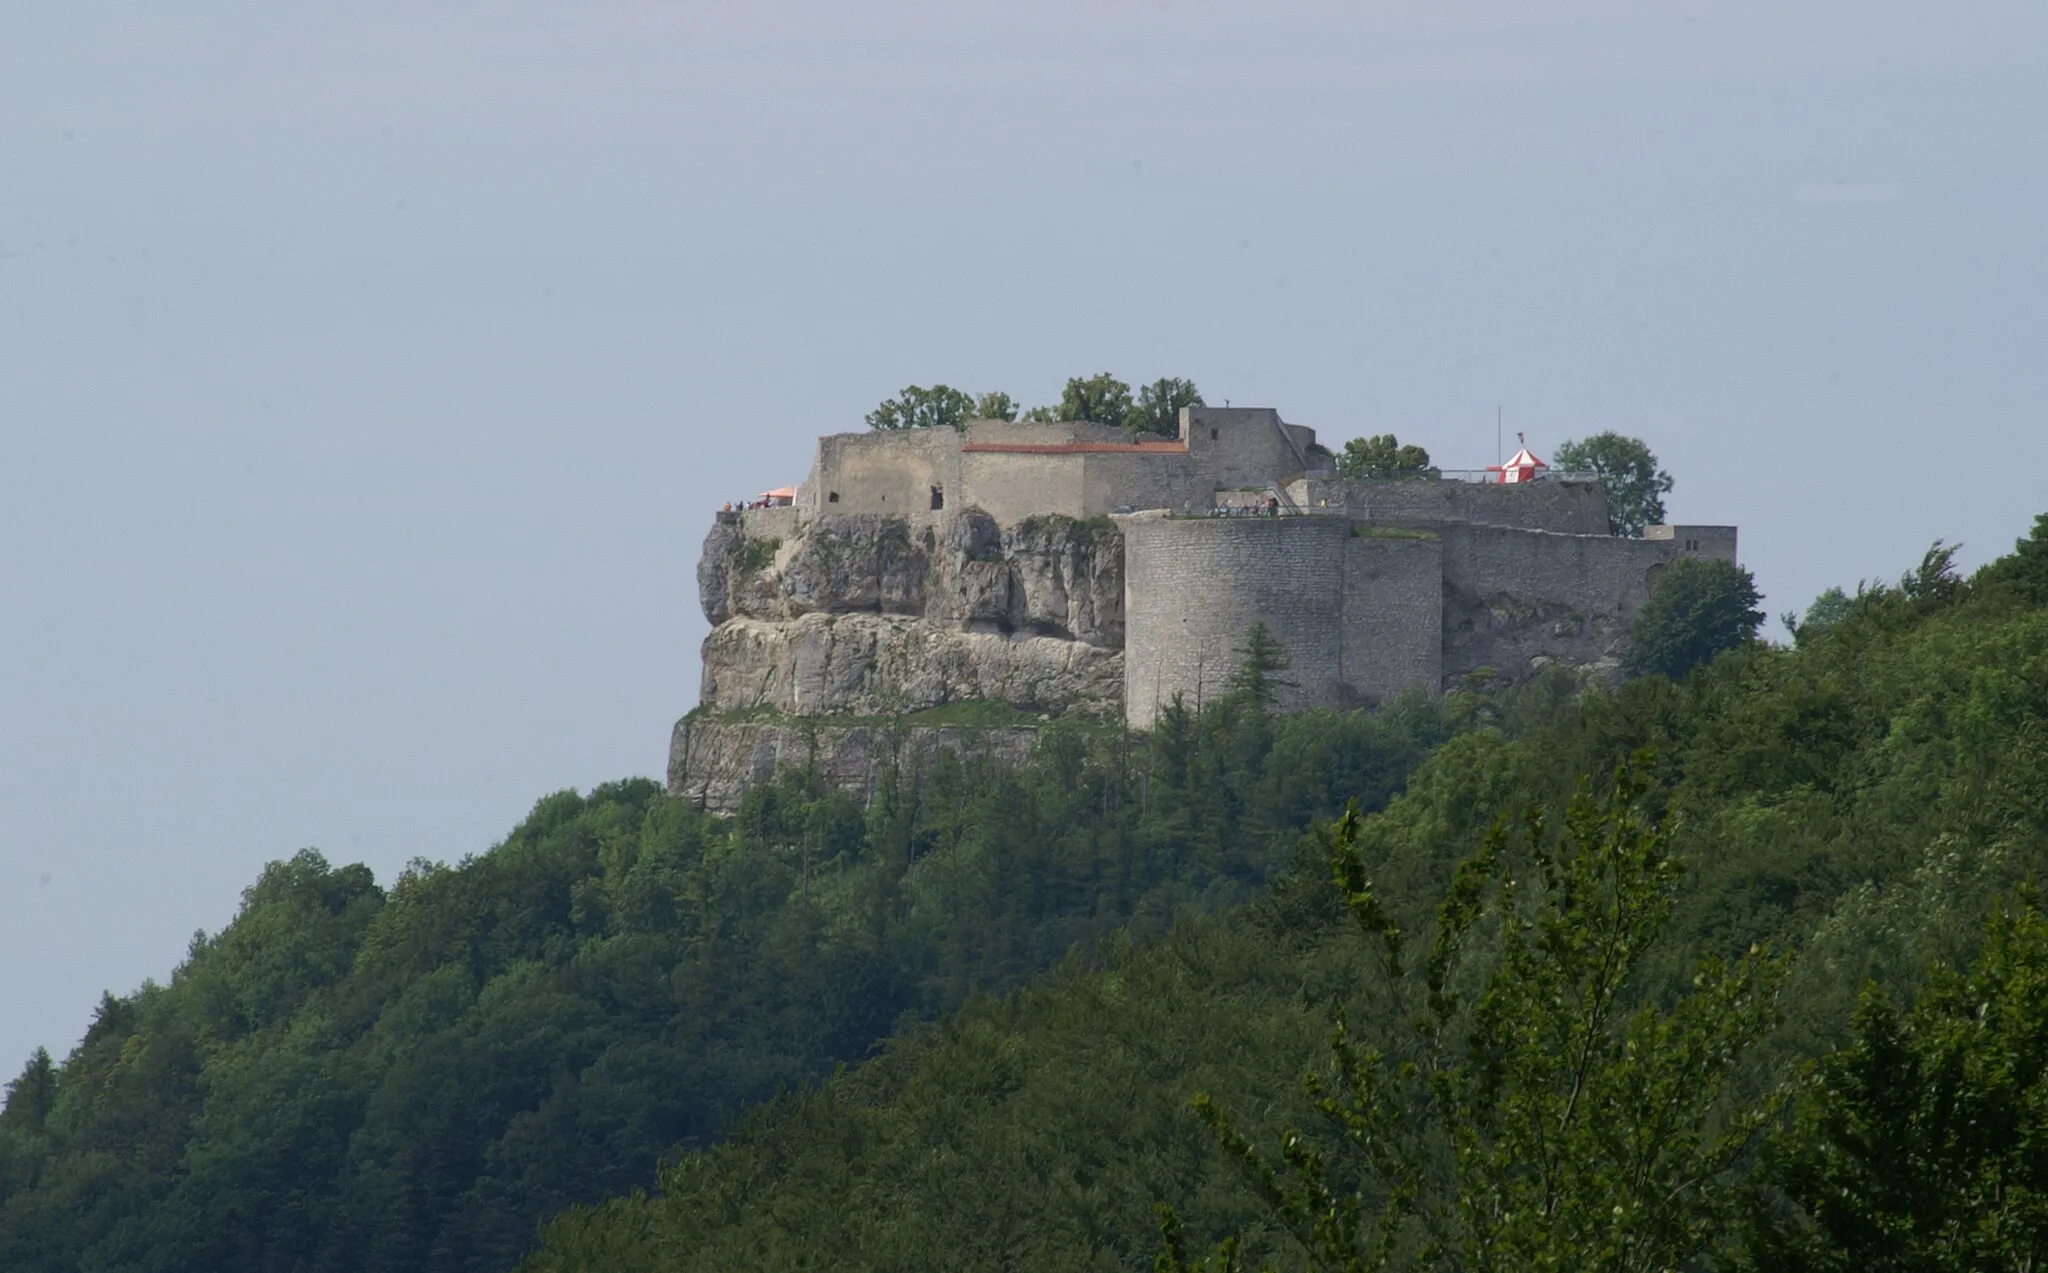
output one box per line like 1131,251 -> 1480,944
1288,474 -> 1610,535
798,405 -> 1322,527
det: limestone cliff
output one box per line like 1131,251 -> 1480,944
669,717 -> 1040,814
697,510 -> 1124,716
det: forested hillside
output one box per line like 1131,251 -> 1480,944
522,522 -> 2048,1271
0,666 -> 1466,1272
13,521 -> 2048,1271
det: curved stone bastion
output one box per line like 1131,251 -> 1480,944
1121,513 -> 1441,728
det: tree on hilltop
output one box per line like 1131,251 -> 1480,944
1553,433 -> 1674,537
1057,373 -> 1136,427
1004,373 -> 1206,429
866,384 -> 979,432
1782,585 -> 1854,645
971,391 -> 1019,422
1127,378 -> 1205,437
1971,511 -> 2048,605
2,1047 -> 55,1131
1625,556 -> 1763,680
1336,434 -> 1435,480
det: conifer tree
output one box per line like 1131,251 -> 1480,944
1226,623 -> 1295,711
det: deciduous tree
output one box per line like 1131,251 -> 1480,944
866,384 -> 977,431
1624,556 -> 1764,680
1163,770 -> 1788,1273
1127,378 -> 1205,437
1552,434 -> 1673,537
972,391 -> 1019,422
1748,896 -> 2048,1272
1058,373 -> 1135,427
1336,435 -> 1434,480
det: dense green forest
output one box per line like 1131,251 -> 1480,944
0,658 -> 1469,1271
12,522 -> 2048,1271
517,523 -> 2048,1271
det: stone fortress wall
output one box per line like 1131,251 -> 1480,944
1118,515 -> 1697,729
798,408 -> 1315,528
1289,473 -> 1610,533
1644,523 -> 1741,560
1122,515 -> 1355,726
676,403 -> 1738,807
1118,517 -> 1451,729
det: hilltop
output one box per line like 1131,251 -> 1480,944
677,406 -> 1732,809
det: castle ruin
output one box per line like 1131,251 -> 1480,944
674,407 -> 1735,808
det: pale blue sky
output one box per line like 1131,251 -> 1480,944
4,2 -> 2045,1069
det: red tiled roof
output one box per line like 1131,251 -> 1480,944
961,440 -> 1188,455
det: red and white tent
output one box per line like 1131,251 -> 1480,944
1488,445 -> 1548,485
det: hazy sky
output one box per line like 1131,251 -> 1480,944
5,2 -> 2045,1070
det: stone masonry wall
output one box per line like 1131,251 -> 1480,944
1438,524 -> 1675,683
1291,477 -> 1609,534
801,428 -> 962,523
959,450 -> 1090,524
797,407 -> 1323,536
1340,534 -> 1444,705
1182,406 -> 1314,491
1644,524 -> 1739,563
1122,514 -> 1349,729
1082,450 -> 1207,515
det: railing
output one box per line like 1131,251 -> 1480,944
1191,502 -> 1342,519
1430,469 -> 1603,485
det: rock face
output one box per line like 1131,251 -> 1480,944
700,616 -> 1123,717
677,507 -> 1128,808
697,509 -> 1125,715
1439,593 -> 1631,686
669,717 -> 1040,814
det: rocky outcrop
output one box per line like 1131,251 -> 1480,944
669,716 -> 1040,814
678,507 -> 1127,807
1439,592 -> 1630,685
696,509 -> 1125,717
700,614 -> 1123,716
